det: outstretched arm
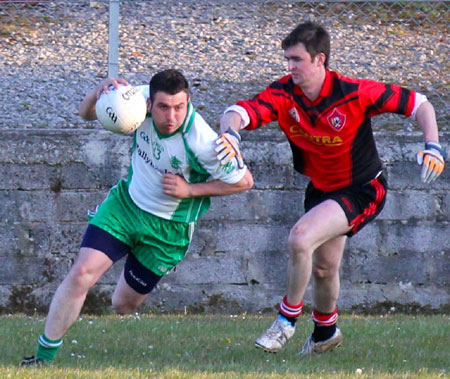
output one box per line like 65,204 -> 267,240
220,110 -> 243,134
415,101 -> 439,143
415,101 -> 446,183
78,77 -> 129,120
162,169 -> 253,199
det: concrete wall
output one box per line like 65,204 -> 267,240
0,129 -> 448,315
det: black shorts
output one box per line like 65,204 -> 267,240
304,173 -> 387,237
81,224 -> 162,294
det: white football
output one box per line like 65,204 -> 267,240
95,85 -> 147,134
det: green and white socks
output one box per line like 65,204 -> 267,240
36,334 -> 63,362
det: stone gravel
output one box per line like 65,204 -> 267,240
0,0 -> 448,131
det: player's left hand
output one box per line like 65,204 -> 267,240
416,141 -> 446,183
215,128 -> 244,169
95,77 -> 129,98
162,173 -> 191,198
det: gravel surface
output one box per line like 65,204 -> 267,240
0,0 -> 448,132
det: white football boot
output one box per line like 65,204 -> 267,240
299,327 -> 343,357
254,315 -> 295,353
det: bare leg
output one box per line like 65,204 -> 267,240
286,200 -> 351,305
44,248 -> 113,340
312,236 -> 346,313
112,269 -> 150,315
254,200 -> 350,353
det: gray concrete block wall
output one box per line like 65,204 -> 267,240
0,129 -> 448,315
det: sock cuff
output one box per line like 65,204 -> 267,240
279,296 -> 304,318
312,308 -> 338,326
38,334 -> 63,348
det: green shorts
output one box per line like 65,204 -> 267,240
88,180 -> 195,276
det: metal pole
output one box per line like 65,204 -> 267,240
108,0 -> 120,78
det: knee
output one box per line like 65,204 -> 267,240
287,224 -> 312,257
112,301 -> 134,315
111,296 -> 139,315
68,262 -> 98,290
312,263 -> 339,281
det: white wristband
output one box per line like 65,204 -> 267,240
224,105 -> 250,129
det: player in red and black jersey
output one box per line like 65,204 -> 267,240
215,21 -> 446,356
236,72 -> 417,191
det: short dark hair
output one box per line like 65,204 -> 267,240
281,22 -> 330,68
149,69 -> 189,102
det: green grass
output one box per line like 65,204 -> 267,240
1,314 -> 449,378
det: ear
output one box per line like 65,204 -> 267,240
316,52 -> 326,66
146,98 -> 152,113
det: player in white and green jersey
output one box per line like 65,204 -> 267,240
128,84 -> 244,223
21,69 -> 253,366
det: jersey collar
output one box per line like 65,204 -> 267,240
292,69 -> 333,106
181,101 -> 196,134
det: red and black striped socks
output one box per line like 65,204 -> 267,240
312,308 -> 338,342
279,296 -> 304,325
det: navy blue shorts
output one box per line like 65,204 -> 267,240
304,173 -> 387,237
80,224 -> 162,294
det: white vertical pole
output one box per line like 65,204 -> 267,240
108,0 -> 120,78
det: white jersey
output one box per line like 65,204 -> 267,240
127,85 -> 247,223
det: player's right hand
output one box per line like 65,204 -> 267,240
416,142 -> 446,183
215,128 -> 244,169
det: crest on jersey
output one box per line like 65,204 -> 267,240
327,108 -> 346,132
288,107 -> 300,123
170,156 -> 181,170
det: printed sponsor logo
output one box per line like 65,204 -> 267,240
136,142 -> 167,176
341,196 -> 353,213
158,265 -> 168,273
327,108 -> 346,132
139,130 -> 150,144
129,269 -> 147,287
106,106 -> 118,124
121,86 -> 139,101
289,125 -> 343,146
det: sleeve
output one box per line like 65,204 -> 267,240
186,114 -> 247,185
411,92 -> 428,119
361,79 -> 416,118
236,81 -> 282,130
224,105 -> 250,129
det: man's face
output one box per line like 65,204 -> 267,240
148,91 -> 189,135
284,42 -> 324,87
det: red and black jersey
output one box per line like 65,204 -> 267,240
237,70 -> 416,191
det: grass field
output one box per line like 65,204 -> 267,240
1,313 -> 448,378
